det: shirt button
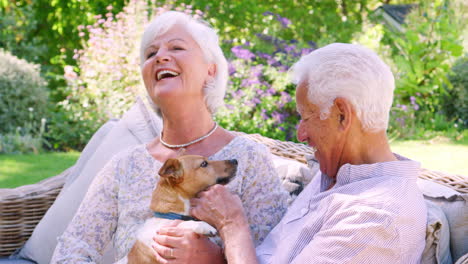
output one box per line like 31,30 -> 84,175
300,208 -> 308,215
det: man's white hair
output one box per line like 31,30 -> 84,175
291,43 -> 395,132
140,11 -> 228,114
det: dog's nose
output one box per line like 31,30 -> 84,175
229,159 -> 238,165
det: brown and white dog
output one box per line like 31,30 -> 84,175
127,155 -> 238,264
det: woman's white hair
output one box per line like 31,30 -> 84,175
140,11 -> 228,114
291,43 -> 395,132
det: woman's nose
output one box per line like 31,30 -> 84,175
296,120 -> 307,142
155,50 -> 170,64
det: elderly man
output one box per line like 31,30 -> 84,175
161,43 -> 427,263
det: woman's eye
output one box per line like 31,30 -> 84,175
173,46 -> 184,51
146,51 -> 157,59
200,161 -> 208,168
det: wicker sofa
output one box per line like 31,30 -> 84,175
0,132 -> 467,260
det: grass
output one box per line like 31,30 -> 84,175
390,137 -> 468,176
0,151 -> 80,188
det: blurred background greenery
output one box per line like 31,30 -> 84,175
0,0 -> 467,186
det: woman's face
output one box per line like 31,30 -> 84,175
141,24 -> 215,109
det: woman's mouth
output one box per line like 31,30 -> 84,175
155,69 -> 180,81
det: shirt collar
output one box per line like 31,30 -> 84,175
319,154 -> 420,192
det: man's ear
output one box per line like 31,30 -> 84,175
334,97 -> 353,131
158,158 -> 184,185
207,63 -> 216,78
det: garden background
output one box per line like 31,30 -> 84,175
0,0 -> 467,188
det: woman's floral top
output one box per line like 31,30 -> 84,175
52,136 -> 289,263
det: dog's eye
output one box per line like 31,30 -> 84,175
200,161 -> 208,168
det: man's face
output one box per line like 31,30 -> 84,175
296,81 -> 345,178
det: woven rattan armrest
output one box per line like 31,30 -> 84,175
0,167 -> 73,256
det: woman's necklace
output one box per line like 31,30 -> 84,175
159,122 -> 218,149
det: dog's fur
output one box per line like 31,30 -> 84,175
127,155 -> 237,263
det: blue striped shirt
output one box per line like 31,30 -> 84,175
257,157 -> 427,263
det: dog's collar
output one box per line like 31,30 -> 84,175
153,212 -> 200,221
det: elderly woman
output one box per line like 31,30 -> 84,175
188,43 -> 427,263
51,11 -> 288,263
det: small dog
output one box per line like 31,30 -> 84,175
127,155 -> 238,263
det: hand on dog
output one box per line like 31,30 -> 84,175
153,224 -> 224,264
190,184 -> 247,235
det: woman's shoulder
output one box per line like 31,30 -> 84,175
107,144 -> 152,167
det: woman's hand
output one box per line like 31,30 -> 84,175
190,184 -> 247,233
152,224 -> 225,264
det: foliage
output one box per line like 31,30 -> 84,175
0,128 -> 45,154
0,0 -> 126,101
379,0 -> 464,119
47,1 -> 150,150
215,31 -> 315,141
0,49 -> 48,138
162,0 -> 375,53
445,56 -> 468,127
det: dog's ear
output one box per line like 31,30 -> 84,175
158,158 -> 183,184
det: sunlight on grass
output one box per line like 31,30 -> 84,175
0,152 -> 80,188
391,138 -> 468,176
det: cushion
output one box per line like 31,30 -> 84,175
63,118 -> 118,189
0,257 -> 35,264
272,153 -> 320,201
417,178 -> 468,263
15,97 -> 162,264
421,200 -> 452,264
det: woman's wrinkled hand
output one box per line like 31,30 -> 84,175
152,223 -> 224,264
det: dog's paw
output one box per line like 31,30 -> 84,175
179,221 -> 217,236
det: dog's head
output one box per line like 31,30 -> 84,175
158,155 -> 238,198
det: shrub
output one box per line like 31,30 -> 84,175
445,56 -> 468,127
0,49 -> 48,135
216,19 -> 315,141
380,0 -> 464,120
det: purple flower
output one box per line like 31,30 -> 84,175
284,44 -> 295,53
228,63 -> 236,75
231,46 -> 255,60
276,15 -> 291,28
261,109 -> 269,120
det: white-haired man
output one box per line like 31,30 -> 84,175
189,43 -> 427,263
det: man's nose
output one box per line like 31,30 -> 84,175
296,120 -> 307,142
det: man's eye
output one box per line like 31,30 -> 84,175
173,46 -> 184,50
200,161 -> 208,168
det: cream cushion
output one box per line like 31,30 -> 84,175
16,98 -> 162,264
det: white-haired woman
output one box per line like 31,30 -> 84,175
189,43 -> 427,263
51,11 -> 288,263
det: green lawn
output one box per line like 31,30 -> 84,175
0,139 -> 466,189
0,152 -> 80,188
390,139 -> 468,176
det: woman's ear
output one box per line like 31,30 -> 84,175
334,97 -> 353,131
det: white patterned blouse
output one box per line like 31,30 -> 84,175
51,135 -> 289,263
